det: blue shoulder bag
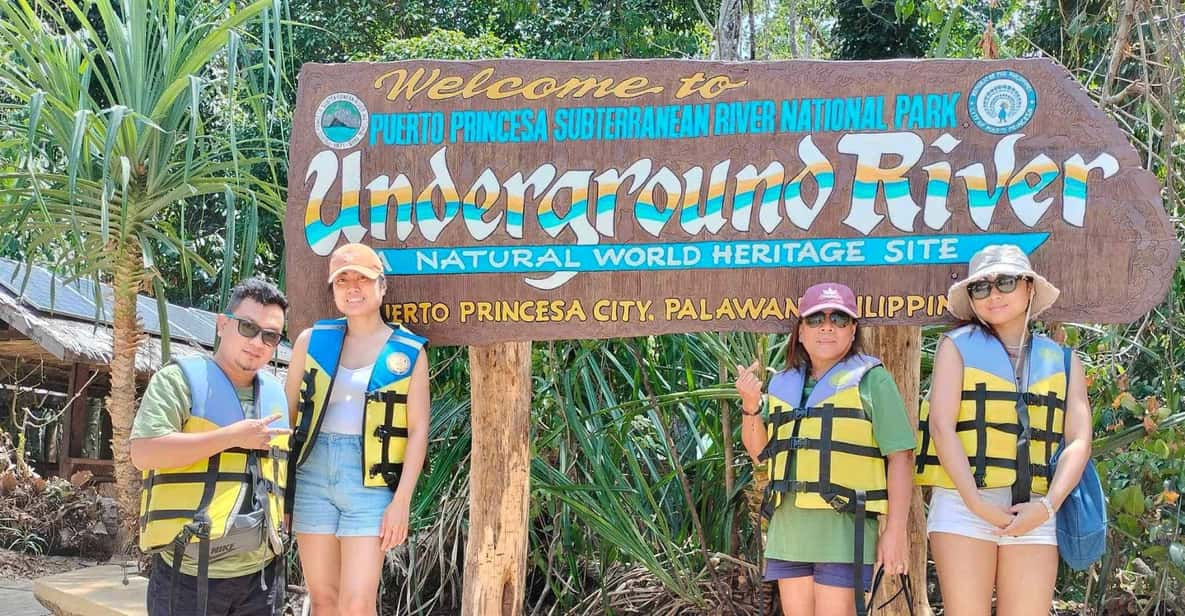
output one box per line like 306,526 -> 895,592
1049,346 -> 1108,570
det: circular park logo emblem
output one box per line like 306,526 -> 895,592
967,70 -> 1036,134
315,93 -> 367,149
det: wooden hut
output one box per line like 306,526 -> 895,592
0,258 -> 289,480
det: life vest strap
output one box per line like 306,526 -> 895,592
225,446 -> 289,461
288,369 -> 320,514
1022,391 -> 1066,410
761,436 -> 882,459
369,462 -> 404,483
914,454 -> 1052,480
853,490 -> 868,616
971,383 -> 990,487
365,390 -> 409,405
767,478 -> 888,504
916,419 -> 1062,442
143,471 -> 252,487
1012,395 -> 1034,505
169,514 -> 211,616
767,405 -> 866,424
373,425 -> 410,438
960,389 -> 1021,402
371,388 -> 405,490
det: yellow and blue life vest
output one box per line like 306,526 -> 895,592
138,356 -> 289,614
915,324 -> 1067,502
759,353 -> 889,616
760,353 -> 888,518
289,318 -> 427,494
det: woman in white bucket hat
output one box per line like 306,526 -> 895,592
915,245 -> 1093,615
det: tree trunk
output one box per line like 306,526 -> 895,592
719,359 -> 738,556
107,246 -> 146,551
787,0 -> 799,57
716,0 -> 744,60
863,326 -> 931,616
462,341 -> 532,616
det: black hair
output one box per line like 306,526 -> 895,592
227,277 -> 289,313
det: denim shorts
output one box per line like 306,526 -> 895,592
292,432 -> 393,537
764,559 -> 874,590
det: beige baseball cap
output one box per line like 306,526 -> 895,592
327,243 -> 384,283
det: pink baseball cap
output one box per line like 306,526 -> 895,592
799,282 -> 859,318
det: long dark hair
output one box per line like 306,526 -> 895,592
784,316 -> 865,372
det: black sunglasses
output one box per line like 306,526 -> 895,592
967,274 -> 1031,301
224,314 -> 282,347
803,311 -> 854,328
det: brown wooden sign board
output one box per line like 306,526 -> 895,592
284,59 -> 1177,345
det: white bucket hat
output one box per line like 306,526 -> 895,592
946,244 -> 1060,320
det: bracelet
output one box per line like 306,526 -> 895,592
1039,496 -> 1056,518
740,405 -> 761,417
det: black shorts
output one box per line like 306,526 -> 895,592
146,555 -> 278,616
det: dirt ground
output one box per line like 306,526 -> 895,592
0,548 -> 103,580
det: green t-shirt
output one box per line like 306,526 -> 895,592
764,366 -> 917,564
131,364 -> 273,579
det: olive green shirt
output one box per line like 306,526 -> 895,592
131,364 -> 273,579
764,366 -> 917,564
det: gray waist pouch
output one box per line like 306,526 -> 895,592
185,509 -> 266,562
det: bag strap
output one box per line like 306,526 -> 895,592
1061,345 -> 1073,449
868,566 -> 915,616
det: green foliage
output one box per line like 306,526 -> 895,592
0,0 -> 288,306
511,0 -> 708,59
364,28 -> 522,62
832,0 -> 932,60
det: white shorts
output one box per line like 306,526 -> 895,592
926,487 -> 1057,546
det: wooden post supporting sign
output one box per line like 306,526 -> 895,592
462,341 -> 532,616
864,326 -> 929,616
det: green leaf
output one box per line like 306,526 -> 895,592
1115,485 -> 1146,516
25,90 -> 44,156
1171,543 -> 1185,571
1116,513 -> 1141,537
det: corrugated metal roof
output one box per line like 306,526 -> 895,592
0,258 -> 291,373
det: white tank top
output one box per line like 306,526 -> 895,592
320,364 -> 373,435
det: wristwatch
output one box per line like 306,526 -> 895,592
1039,496 -> 1056,518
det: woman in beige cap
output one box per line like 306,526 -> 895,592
284,243 -> 431,616
915,244 -> 1092,615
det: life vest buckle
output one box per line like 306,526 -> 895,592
788,437 -> 815,450
826,493 -> 851,512
781,480 -> 812,493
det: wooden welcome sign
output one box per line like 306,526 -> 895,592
284,59 -> 1175,616
284,58 -> 1176,343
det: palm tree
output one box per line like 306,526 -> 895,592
0,0 -> 288,544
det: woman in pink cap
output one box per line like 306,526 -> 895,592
734,282 -> 916,616
284,243 -> 432,616
916,244 -> 1092,614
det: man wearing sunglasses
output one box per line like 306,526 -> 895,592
131,278 -> 291,616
